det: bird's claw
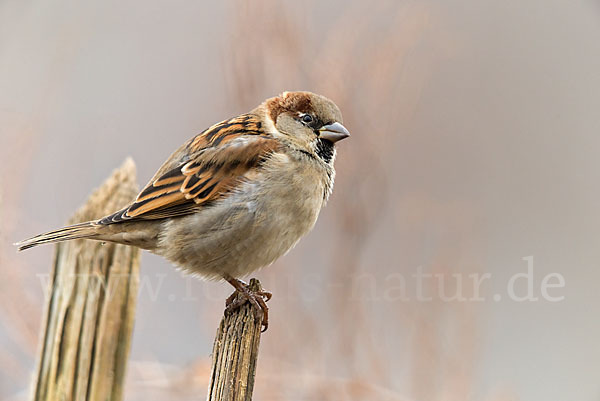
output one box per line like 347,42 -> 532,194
224,279 -> 272,332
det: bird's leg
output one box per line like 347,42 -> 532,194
224,276 -> 272,331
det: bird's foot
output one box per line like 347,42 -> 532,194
224,277 -> 272,332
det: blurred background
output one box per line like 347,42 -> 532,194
1,0 -> 599,400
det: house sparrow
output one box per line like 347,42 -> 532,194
16,91 -> 349,330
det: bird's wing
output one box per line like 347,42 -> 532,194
99,114 -> 280,224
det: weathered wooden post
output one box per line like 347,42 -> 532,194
207,279 -> 265,401
33,158 -> 140,401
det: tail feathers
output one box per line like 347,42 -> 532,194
16,221 -> 100,251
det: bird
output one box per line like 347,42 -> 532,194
16,91 -> 349,330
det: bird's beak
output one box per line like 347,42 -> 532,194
319,122 -> 350,143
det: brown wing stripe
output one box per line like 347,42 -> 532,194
184,177 -> 211,196
210,129 -> 263,146
127,192 -> 183,217
136,182 -> 181,203
153,167 -> 186,186
194,182 -> 218,201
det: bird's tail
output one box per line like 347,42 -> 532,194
15,221 -> 100,251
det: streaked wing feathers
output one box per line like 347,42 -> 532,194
98,114 -> 279,225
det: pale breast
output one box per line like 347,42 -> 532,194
156,152 -> 330,280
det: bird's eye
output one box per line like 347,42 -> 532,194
301,114 -> 313,124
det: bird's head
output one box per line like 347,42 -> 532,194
262,91 -> 350,164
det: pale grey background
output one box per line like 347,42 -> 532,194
1,1 -> 599,400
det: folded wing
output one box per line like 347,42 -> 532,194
99,114 -> 280,224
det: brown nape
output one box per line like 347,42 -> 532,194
267,91 -> 313,122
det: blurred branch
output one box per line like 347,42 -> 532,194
33,159 -> 140,401
207,279 -> 264,401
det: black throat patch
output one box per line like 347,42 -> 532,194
315,138 -> 335,164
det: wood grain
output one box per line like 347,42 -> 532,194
33,158 -> 140,401
207,279 -> 264,401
